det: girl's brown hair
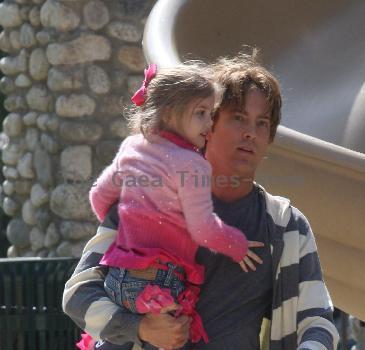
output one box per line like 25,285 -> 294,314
125,62 -> 222,139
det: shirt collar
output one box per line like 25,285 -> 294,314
159,130 -> 203,155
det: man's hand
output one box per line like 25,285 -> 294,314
138,312 -> 190,349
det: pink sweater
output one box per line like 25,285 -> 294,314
89,132 -> 248,283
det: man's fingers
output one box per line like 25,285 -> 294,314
239,260 -> 248,272
243,256 -> 256,271
247,249 -> 263,264
248,240 -> 265,248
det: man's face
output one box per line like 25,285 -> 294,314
205,89 -> 271,180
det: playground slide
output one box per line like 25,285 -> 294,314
143,0 -> 365,320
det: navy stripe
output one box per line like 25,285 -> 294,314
301,325 -> 333,350
64,277 -> 106,330
297,307 -> 334,325
299,252 -> 323,282
273,264 -> 299,309
286,206 -> 310,236
72,250 -> 105,276
101,204 -> 119,230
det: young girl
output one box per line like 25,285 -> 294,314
89,62 -> 263,348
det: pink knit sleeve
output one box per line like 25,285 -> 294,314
89,140 -> 128,221
174,156 -> 248,262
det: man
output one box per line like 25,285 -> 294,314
63,54 -> 339,350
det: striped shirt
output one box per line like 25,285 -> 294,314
62,185 -> 339,349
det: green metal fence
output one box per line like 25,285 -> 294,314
0,257 -> 80,349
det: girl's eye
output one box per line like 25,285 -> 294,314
234,115 -> 244,121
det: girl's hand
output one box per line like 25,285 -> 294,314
239,241 -> 264,272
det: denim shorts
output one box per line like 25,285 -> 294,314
104,262 -> 186,313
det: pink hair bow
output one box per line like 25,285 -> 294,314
131,64 -> 157,106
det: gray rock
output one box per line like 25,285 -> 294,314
111,69 -> 127,90
56,94 -> 95,118
99,95 -> 123,118
127,75 -> 143,95
30,183 -> 49,207
45,116 -> 59,131
36,249 -> 48,258
29,48 -> 49,80
3,113 -> 23,136
9,30 -> 21,51
50,184 -> 93,220
35,208 -> 51,231
56,240 -> 86,258
47,34 -> 111,65
110,119 -> 129,138
3,197 -> 19,216
44,222 -> 60,248
95,140 -> 120,165
25,128 -> 39,151
117,46 -> 145,72
0,31 -> 12,53
47,67 -> 83,91
20,23 -> 36,48
23,250 -> 36,257
6,218 -> 30,248
87,65 -> 110,94
60,221 -> 96,240
59,121 -> 103,143
26,86 -> 52,112
33,0 -> 45,4
15,73 -> 32,87
83,0 -> 109,31
107,22 -> 142,43
29,6 -> 41,26
29,227 -> 45,251
41,133 -> 58,153
23,111 -> 38,126
35,30 -> 51,45
0,50 -> 28,75
0,77 -> 16,94
19,5 -> 32,21
17,152 -> 35,179
14,179 -> 32,195
36,113 -> 49,131
7,245 -> 18,258
2,143 -> 24,165
61,146 -> 92,181
22,199 -> 36,225
3,180 -> 14,196
47,249 -> 58,258
34,147 -> 52,186
3,166 -> 19,180
4,94 -> 27,112
40,0 -> 80,32
0,3 -> 22,28
0,132 -> 9,149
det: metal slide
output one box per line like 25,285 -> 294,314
143,0 -> 365,320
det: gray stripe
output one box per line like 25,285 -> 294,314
99,307 -> 143,346
64,277 -> 106,331
72,250 -> 105,276
101,204 -> 119,230
297,307 -> 334,325
273,264 -> 299,309
286,206 -> 310,236
301,325 -> 333,350
299,252 -> 323,282
270,332 -> 297,350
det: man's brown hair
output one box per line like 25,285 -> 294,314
212,50 -> 282,142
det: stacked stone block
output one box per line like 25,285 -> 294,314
0,0 -> 155,257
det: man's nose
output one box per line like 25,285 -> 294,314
242,124 -> 256,139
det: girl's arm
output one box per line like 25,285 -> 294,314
175,158 -> 248,262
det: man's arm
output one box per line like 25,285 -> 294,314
62,205 -> 190,348
293,208 -> 340,350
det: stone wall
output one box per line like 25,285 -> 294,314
0,0 -> 156,257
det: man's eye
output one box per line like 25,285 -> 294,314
258,120 -> 270,128
234,115 -> 243,121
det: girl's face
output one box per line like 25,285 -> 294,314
167,95 -> 215,148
